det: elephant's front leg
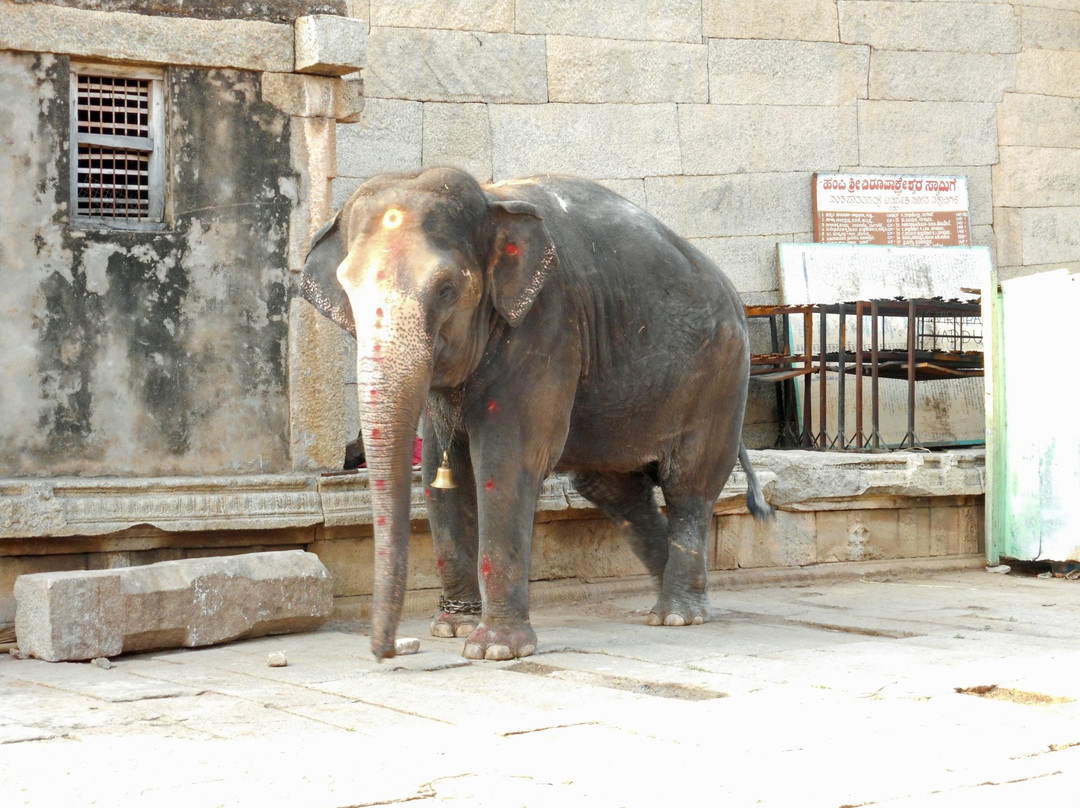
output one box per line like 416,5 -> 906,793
463,463 -> 543,661
423,423 -> 482,640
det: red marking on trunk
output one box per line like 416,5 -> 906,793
371,427 -> 381,440
374,478 -> 386,490
487,400 -> 499,414
376,307 -> 383,318
377,515 -> 386,526
370,389 -> 378,400
505,242 -> 520,256
485,478 -> 496,493
424,487 -> 431,498
436,557 -> 445,571
481,555 -> 492,577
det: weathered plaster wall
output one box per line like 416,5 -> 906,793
0,52 -> 296,475
337,0 -> 1080,447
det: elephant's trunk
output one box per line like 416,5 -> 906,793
352,292 -> 433,660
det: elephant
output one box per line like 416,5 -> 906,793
301,167 -> 773,661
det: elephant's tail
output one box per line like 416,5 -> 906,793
739,442 -> 775,521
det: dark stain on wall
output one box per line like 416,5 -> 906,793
34,267 -> 103,447
8,1 -> 345,23
102,243 -> 194,455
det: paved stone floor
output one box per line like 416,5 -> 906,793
3,561 -> 1080,807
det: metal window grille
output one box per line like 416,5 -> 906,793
70,65 -> 165,226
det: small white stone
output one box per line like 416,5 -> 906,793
90,657 -> 112,670
268,651 -> 288,667
395,637 -> 420,655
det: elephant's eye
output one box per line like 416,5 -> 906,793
436,280 -> 458,306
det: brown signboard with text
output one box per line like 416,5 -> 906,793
813,174 -> 971,247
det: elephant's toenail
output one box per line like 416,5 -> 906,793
431,622 -> 454,638
519,644 -> 536,657
691,616 -> 704,625
454,623 -> 475,638
463,643 -> 484,659
664,614 -> 686,626
647,612 -> 662,626
485,644 -> 513,661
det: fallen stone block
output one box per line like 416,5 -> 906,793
14,551 -> 333,662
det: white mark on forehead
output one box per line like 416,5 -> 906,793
382,208 -> 404,229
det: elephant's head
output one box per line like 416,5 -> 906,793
301,168 -> 557,659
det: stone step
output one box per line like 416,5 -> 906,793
14,550 -> 333,662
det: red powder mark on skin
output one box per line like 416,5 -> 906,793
505,242 -> 520,257
370,389 -> 378,400
485,478 -> 496,493
424,488 -> 431,499
371,428 -> 381,440
376,308 -> 383,318
377,516 -> 386,526
487,400 -> 499,414
373,343 -> 381,353
481,555 -> 492,578
436,557 -> 445,571
374,479 -> 386,490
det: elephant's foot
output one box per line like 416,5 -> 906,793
462,621 -> 537,661
430,598 -> 482,639
646,596 -> 710,627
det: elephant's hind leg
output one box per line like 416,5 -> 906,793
648,493 -> 714,627
570,470 -> 669,586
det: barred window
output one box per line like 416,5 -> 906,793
69,64 -> 165,228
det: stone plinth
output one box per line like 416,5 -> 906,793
14,550 -> 333,662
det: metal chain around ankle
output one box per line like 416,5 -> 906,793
437,597 -> 482,615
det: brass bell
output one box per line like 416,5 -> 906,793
431,451 -> 457,489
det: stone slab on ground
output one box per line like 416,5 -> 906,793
14,550 -> 332,662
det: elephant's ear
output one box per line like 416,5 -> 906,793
486,199 -> 558,327
300,211 -> 356,337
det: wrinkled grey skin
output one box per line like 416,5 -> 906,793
302,168 -> 772,661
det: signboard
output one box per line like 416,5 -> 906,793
777,243 -> 990,448
813,173 -> 970,247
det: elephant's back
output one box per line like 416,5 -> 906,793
489,178 -> 749,468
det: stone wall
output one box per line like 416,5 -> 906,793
334,0 -> 1080,445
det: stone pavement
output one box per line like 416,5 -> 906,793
3,560 -> 1080,807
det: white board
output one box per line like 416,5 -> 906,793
778,243 -> 991,304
